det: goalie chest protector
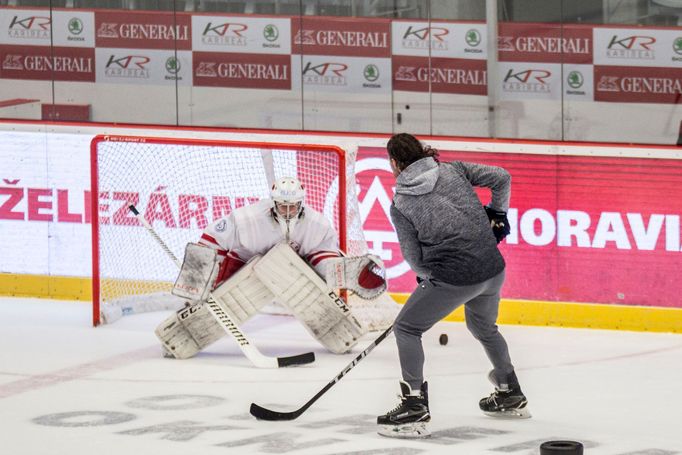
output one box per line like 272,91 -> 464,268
230,199 -> 335,259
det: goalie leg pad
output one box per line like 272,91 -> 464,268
209,257 -> 275,325
155,302 -> 225,359
317,312 -> 366,354
254,243 -> 367,354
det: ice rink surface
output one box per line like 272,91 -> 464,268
1,297 -> 681,455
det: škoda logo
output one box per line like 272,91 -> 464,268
68,18 -> 83,35
567,71 -> 584,89
465,29 -> 481,47
364,64 -> 379,82
263,24 -> 279,42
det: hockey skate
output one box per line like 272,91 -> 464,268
479,370 -> 531,419
377,381 -> 431,438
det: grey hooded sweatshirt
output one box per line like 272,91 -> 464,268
390,157 -> 511,286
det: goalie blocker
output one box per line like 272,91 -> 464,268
156,242 -> 368,358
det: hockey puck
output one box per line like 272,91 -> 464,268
540,440 -> 584,455
439,334 -> 448,345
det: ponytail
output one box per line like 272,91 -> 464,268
386,133 -> 439,171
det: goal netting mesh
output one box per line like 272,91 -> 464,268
91,135 -> 399,331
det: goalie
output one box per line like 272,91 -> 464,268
156,176 -> 387,359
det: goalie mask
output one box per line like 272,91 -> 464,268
271,176 -> 305,225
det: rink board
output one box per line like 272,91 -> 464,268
0,122 -> 681,333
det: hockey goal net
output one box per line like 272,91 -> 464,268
91,135 -> 398,330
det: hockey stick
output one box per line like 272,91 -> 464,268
250,325 -> 393,421
128,204 -> 315,368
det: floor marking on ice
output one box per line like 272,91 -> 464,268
552,342 -> 682,367
0,346 -> 158,400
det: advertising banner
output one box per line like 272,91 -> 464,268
191,15 -> 290,54
2,9 -> 682,109
562,64 -> 594,100
192,51 -> 290,89
498,62 -> 561,100
593,27 -> 682,68
498,22 -> 592,64
95,10 -> 191,50
293,16 -> 390,58
594,65 -> 682,104
0,45 -> 95,82
392,55 -> 487,95
1,9 -> 48,46
293,55 -> 391,94
53,11 -> 95,48
391,20 -> 487,59
356,146 -> 682,307
0,9 -> 94,47
497,61 -> 561,100
95,48 -> 192,86
1,128 -> 681,309
0,131 -> 92,276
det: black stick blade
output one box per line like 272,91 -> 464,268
277,351 -> 315,367
250,403 -> 304,421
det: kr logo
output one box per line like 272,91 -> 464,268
203,22 -> 247,37
504,69 -> 551,84
106,55 -> 150,69
9,16 -> 51,30
402,26 -> 449,42
302,62 -> 348,77
608,35 -> 656,50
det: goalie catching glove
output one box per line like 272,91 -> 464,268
325,255 -> 387,300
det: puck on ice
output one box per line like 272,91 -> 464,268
439,334 -> 448,345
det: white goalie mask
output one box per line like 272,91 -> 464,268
271,177 -> 305,225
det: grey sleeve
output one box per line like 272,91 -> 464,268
390,204 -> 430,278
453,161 -> 511,211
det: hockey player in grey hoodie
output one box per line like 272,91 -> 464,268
377,133 -> 530,439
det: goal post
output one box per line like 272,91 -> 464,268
90,134 -> 397,330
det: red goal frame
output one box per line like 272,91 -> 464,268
90,135 -> 347,326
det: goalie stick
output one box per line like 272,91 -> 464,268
128,204 -> 315,369
250,325 -> 393,421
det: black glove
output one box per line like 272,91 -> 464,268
484,206 -> 511,244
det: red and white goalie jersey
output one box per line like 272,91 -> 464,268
198,198 -> 340,286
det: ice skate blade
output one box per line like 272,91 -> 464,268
378,422 -> 431,439
483,407 -> 532,419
